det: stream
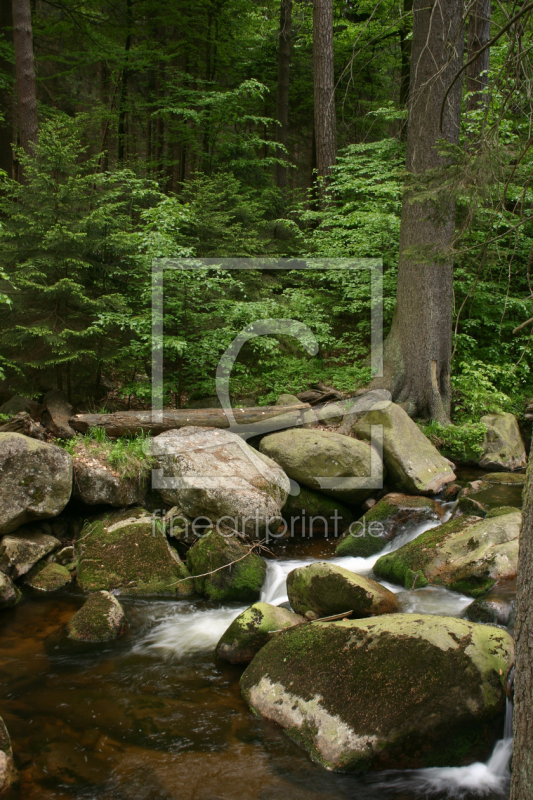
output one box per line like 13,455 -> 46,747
0,479 -> 520,800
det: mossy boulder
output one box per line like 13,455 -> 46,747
216,602 -> 304,663
0,573 -> 20,609
374,511 -> 521,597
481,472 -> 526,486
186,528 -> 266,603
0,527 -> 61,579
23,560 -> 72,592
479,413 -> 527,471
72,452 -> 148,507
0,716 -> 18,794
240,614 -> 513,772
452,493 -> 487,519
66,591 -> 127,643
77,508 -> 194,597
276,393 -> 302,406
287,562 -> 399,619
282,486 -> 353,537
152,427 -> 290,537
259,428 -> 382,504
0,432 -> 72,535
354,402 -> 456,494
335,493 -> 439,558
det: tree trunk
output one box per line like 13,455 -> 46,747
399,0 -> 413,140
465,0 -> 490,113
12,0 -> 38,173
117,0 -> 132,164
0,0 -> 13,177
510,448 -> 533,799
374,0 -> 465,423
276,0 -> 292,189
313,0 -> 336,195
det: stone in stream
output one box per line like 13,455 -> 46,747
335,493 -> 440,558
451,492 -> 487,519
76,508 -> 194,597
187,528 -> 266,603
481,471 -> 526,486
72,449 -> 148,507
259,428 -> 382,505
478,412 -> 526,471
0,526 -> 61,579
216,602 -> 305,664
286,562 -> 399,619
0,432 -> 72,535
374,510 -> 521,597
152,427 -> 290,537
0,573 -> 20,609
281,486 -> 353,537
66,591 -> 127,643
240,614 -> 514,772
0,716 -> 18,794
353,402 -> 456,494
23,560 -> 72,592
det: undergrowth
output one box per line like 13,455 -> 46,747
419,421 -> 487,463
60,428 -> 153,479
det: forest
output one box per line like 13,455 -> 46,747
1,1 -> 533,799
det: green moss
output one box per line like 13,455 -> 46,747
24,560 -> 71,592
67,592 -> 126,642
216,602 -> 302,663
486,506 -> 518,519
187,529 -> 266,603
481,472 -> 526,485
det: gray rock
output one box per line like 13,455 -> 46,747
240,614 -> 514,772
259,428 -> 382,505
0,394 -> 40,418
56,545 -> 75,565
152,427 -> 290,537
0,432 -> 72,535
275,393 -> 303,406
40,389 -> 76,439
0,573 -> 20,609
354,402 -> 456,494
66,591 -> 127,642
479,412 -> 527,471
73,455 -> 148,507
216,602 -> 304,663
0,716 -> 18,794
0,528 -> 61,578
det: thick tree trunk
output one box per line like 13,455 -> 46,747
313,0 -> 336,194
276,0 -> 292,189
510,448 -> 533,799
375,0 -> 465,423
466,0 -> 490,113
12,0 -> 37,173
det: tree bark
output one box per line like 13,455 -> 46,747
0,0 -> 13,177
510,448 -> 533,799
375,0 -> 465,423
12,0 -> 37,172
313,0 -> 336,195
276,0 -> 292,189
465,0 -> 490,113
399,0 -> 413,139
117,0 -> 132,164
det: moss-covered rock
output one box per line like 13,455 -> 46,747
374,511 -> 521,597
0,716 -> 18,794
259,428 -> 382,504
465,595 -> 514,627
452,493 -> 487,519
0,572 -> 20,609
0,432 -> 72,535
335,493 -> 439,558
216,602 -> 304,663
0,526 -> 61,579
240,613 -> 513,772
77,508 -> 194,597
186,528 -> 266,602
287,562 -> 399,618
485,506 -> 518,519
23,560 -> 72,592
282,486 -> 353,537
66,591 -> 127,642
479,413 -> 527,471
276,393 -> 302,406
354,402 -> 456,494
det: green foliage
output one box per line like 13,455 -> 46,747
451,361 -> 517,421
61,428 -> 153,479
419,421 -> 487,464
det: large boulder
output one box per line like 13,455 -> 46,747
240,614 -> 513,772
282,486 -> 353,537
23,560 -> 72,592
374,511 -> 521,597
0,527 -> 61,579
0,573 -> 20,609
354,402 -> 456,494
152,427 -> 290,537
335,493 -> 440,558
0,717 -> 18,794
479,412 -> 526,471
0,433 -> 72,534
216,602 -> 304,663
72,453 -> 148,507
187,528 -> 266,603
66,591 -> 127,643
287,562 -> 399,619
259,428 -> 382,505
77,508 -> 193,597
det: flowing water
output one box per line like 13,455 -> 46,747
0,490 -> 517,800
